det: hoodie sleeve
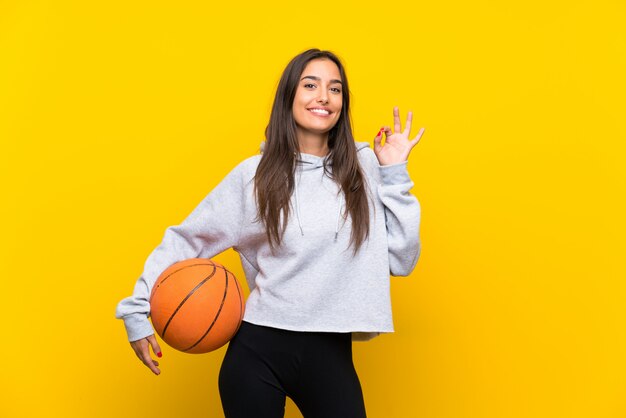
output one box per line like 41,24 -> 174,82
115,163 -> 246,342
377,160 -> 422,277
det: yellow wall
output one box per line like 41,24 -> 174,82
1,1 -> 624,417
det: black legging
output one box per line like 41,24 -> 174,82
218,321 -> 367,418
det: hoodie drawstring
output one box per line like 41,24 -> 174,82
294,169 -> 305,236
334,194 -> 343,242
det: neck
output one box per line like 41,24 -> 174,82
296,130 -> 329,157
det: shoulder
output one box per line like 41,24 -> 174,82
355,141 -> 379,173
224,153 -> 262,187
235,154 -> 262,173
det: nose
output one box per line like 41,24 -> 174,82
317,89 -> 329,104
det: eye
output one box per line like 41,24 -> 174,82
304,83 -> 316,88
331,87 -> 341,93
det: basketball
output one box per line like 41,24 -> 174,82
149,258 -> 245,354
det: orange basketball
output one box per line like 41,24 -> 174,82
149,258 -> 245,354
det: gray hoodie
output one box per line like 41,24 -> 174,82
115,141 -> 421,342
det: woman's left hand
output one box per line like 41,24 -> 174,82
373,106 -> 425,166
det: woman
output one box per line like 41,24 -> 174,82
116,48 -> 425,418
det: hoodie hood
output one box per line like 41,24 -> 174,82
259,141 -> 371,241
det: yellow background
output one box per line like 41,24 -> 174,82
1,1 -> 625,417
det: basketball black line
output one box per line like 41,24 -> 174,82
153,260 -> 215,296
154,259 -> 220,291
184,269 -> 243,351
154,262 -> 213,335
234,272 -> 243,318
152,260 -> 231,335
161,264 -> 217,338
182,271 -> 230,352
154,259 -> 231,294
224,273 -> 244,342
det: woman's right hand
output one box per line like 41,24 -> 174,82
130,334 -> 163,375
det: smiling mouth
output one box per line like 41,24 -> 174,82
307,108 -> 332,116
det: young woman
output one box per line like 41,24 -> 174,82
116,48 -> 425,418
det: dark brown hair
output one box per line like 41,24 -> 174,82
253,48 -> 371,257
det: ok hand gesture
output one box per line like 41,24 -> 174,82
373,106 -> 425,166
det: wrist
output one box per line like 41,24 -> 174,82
379,160 -> 408,168
378,161 -> 411,185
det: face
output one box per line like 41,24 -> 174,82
292,58 -> 343,139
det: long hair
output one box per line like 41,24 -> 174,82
253,48 -> 371,257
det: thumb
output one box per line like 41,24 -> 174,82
147,334 -> 163,358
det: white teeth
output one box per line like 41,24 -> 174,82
309,108 -> 329,115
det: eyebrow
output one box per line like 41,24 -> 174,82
300,75 -> 343,85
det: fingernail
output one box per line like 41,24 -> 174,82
157,352 -> 162,358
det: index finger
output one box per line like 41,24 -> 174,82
131,338 -> 161,375
138,345 -> 161,375
146,334 -> 162,358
